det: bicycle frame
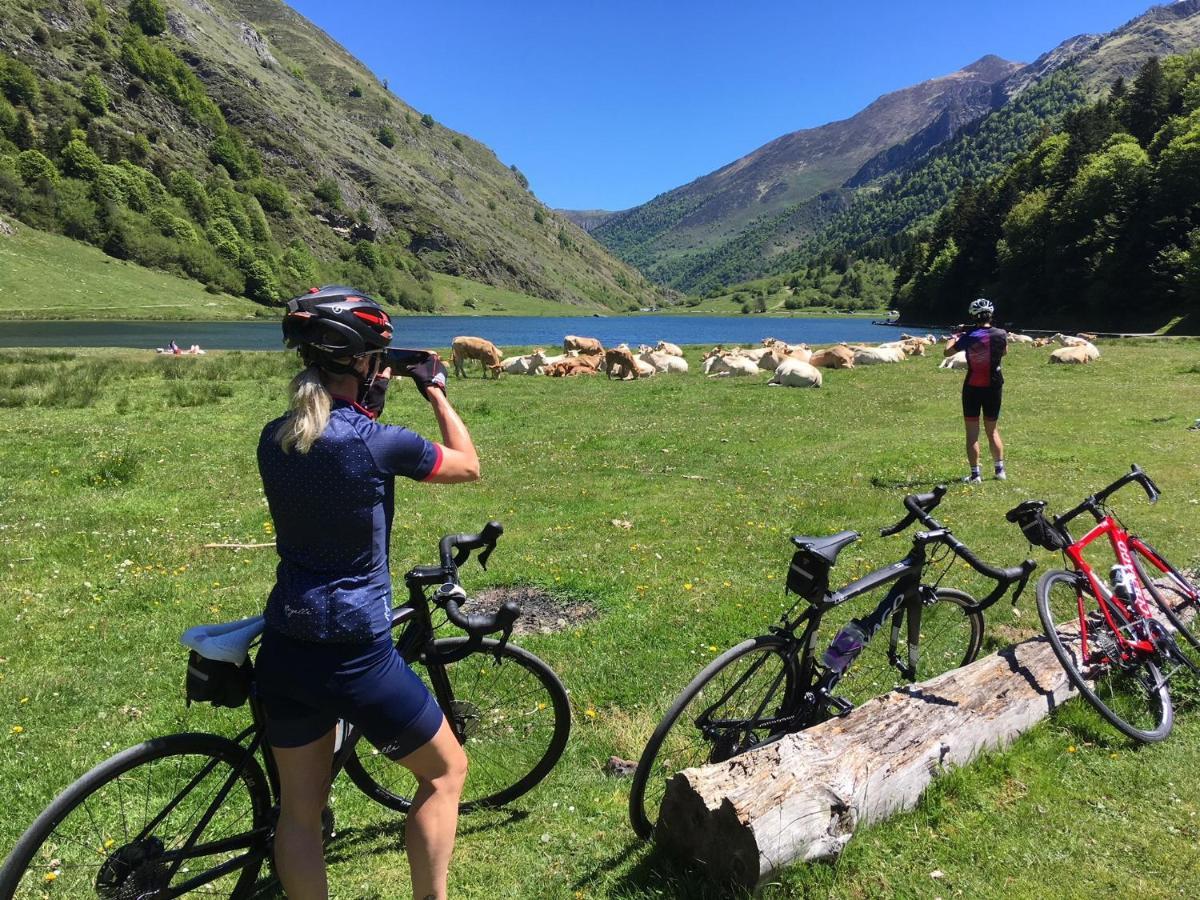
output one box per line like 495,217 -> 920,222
749,545 -> 942,731
1063,516 -> 1158,663
146,576 -> 458,894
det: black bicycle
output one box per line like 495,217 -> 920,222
0,522 -> 571,899
629,488 -> 1035,839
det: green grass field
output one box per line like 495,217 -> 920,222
1,340 -> 1199,897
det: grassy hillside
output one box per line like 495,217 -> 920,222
0,221 -> 267,319
0,220 -> 601,320
0,0 -> 663,314
2,340 -> 1199,896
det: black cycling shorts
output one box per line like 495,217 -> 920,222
962,383 -> 1002,420
255,629 -> 443,757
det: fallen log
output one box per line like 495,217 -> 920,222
655,581 -> 1192,890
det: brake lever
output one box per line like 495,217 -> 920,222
1011,560 -> 1037,609
478,542 -> 495,570
491,601 -> 520,660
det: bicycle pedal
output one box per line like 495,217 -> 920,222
823,693 -> 854,717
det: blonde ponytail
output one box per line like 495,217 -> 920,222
275,365 -> 331,454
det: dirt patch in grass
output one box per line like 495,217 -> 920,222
464,585 -> 598,635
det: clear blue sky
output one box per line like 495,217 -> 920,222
289,0 -> 1163,211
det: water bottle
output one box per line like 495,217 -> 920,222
1110,564 -> 1135,602
822,620 -> 867,674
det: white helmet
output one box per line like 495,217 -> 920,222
968,298 -> 994,319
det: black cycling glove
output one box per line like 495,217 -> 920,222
359,373 -> 391,419
405,355 -> 448,400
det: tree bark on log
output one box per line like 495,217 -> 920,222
655,581 -> 1192,891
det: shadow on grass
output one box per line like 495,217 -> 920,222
321,807 -> 530,868
593,840 -> 757,899
246,809 -> 532,897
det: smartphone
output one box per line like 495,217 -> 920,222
384,347 -> 433,373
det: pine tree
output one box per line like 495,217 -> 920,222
1124,57 -> 1170,147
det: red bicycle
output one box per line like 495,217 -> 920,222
1007,465 -> 1200,742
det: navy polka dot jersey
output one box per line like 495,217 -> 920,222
258,399 -> 442,642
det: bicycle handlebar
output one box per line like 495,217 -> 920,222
431,521 -> 517,638
880,484 -> 948,537
439,520 -> 504,571
1056,464 -> 1160,527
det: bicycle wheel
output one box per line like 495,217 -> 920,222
840,588 -> 984,702
1037,570 -> 1173,743
345,637 -> 570,812
1130,542 -> 1200,679
629,635 -> 795,840
0,732 -> 272,899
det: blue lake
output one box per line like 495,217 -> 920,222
0,316 -> 924,351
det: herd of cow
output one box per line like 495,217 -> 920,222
445,331 -> 1102,389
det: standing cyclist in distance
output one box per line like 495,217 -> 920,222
256,285 -> 480,900
945,298 -> 1007,483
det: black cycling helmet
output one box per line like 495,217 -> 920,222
282,285 -> 393,368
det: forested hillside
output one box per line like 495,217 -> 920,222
892,54 -> 1200,332
593,1 -> 1200,297
0,0 -> 661,313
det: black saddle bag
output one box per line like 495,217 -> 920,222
185,651 -> 252,709
1007,501 -> 1069,552
787,548 -> 832,603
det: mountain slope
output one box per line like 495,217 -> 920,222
596,0 -> 1200,294
591,55 -> 1021,280
0,0 -> 660,313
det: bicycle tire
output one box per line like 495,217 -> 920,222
839,588 -> 984,702
1130,542 -> 1200,679
629,635 -> 796,840
345,637 -> 570,812
1036,569 -> 1173,743
0,732 -> 272,899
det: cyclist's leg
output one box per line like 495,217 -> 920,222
393,718 -> 468,900
272,730 -> 336,900
982,386 -> 1003,471
962,385 -> 982,471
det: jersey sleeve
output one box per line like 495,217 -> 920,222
360,420 -> 443,481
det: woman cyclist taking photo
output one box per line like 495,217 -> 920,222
256,286 -> 480,900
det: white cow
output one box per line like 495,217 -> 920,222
1050,346 -> 1097,364
1008,333 -> 1034,344
654,340 -> 684,357
705,355 -> 761,377
501,351 -> 540,375
852,346 -> 907,365
637,346 -> 688,374
768,358 -> 822,388
939,351 -> 968,370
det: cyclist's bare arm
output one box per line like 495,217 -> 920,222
426,390 -> 480,483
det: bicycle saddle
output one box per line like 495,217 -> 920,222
180,615 -> 266,665
790,530 -> 861,565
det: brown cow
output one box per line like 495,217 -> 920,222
450,336 -> 502,379
545,356 -> 601,377
809,346 -> 855,369
604,346 -> 640,380
564,335 -> 604,355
